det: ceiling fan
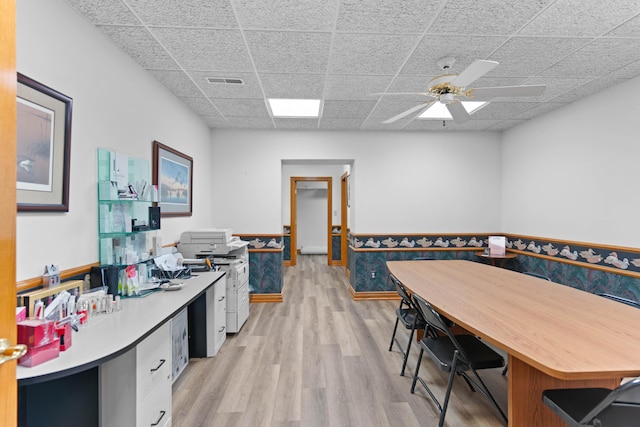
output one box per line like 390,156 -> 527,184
375,57 -> 546,125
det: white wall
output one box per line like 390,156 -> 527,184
211,129 -> 503,235
501,76 -> 640,247
16,0 -> 213,280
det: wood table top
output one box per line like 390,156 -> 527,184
387,260 -> 640,381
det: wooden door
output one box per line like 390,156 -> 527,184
290,177 -> 332,266
0,0 -> 18,425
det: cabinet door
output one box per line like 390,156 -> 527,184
214,278 -> 227,350
137,377 -> 171,427
137,322 -> 171,402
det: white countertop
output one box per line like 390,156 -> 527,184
18,271 -> 225,384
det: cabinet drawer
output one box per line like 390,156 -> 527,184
137,376 -> 172,427
137,322 -> 171,402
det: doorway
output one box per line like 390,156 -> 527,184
290,177 -> 332,266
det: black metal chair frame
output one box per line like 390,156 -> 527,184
542,377 -> 640,426
410,293 -> 507,427
597,293 -> 640,309
388,274 -> 428,376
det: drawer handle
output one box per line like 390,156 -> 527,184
218,296 -> 225,302
219,326 -> 225,333
150,410 -> 166,426
150,359 -> 166,372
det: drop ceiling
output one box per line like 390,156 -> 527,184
64,0 -> 640,131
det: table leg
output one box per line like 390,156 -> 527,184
507,355 -> 620,426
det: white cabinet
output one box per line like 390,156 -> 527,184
210,275 -> 227,355
101,322 -> 172,427
223,261 -> 249,333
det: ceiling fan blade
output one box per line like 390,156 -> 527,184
383,102 -> 433,124
451,60 -> 499,87
446,102 -> 471,124
468,85 -> 546,98
370,92 -> 431,96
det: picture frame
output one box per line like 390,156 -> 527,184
16,73 -> 73,212
152,140 -> 193,217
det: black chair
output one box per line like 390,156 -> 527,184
410,293 -> 507,426
598,293 -> 640,309
388,274 -> 427,376
542,377 -> 640,426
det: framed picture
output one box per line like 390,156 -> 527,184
152,140 -> 193,217
16,73 -> 73,212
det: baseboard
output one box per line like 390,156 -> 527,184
347,284 -> 400,301
250,293 -> 283,303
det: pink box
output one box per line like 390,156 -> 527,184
16,306 -> 27,323
17,319 -> 58,348
18,340 -> 60,367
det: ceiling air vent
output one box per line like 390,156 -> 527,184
206,77 -> 244,85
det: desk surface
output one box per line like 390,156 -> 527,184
17,271 -> 225,385
387,260 -> 640,381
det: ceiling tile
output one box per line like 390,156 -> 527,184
65,0 -> 140,25
319,118 -> 364,130
260,73 -> 325,99
201,115 -> 231,128
522,77 -> 591,101
274,118 -> 320,129
179,97 -> 223,116
606,14 -> 640,37
520,0 -> 640,37
148,70 -> 202,96
513,102 -> 568,120
367,99 -> 428,120
488,37 -> 592,77
539,38 -> 640,78
336,0 -> 443,33
400,35 -> 507,75
322,100 -> 377,118
324,74 -> 395,100
212,98 -> 270,117
406,119 -> 502,131
234,0 -> 337,31
329,33 -> 419,74
606,59 -> 640,79
96,25 -> 179,70
151,28 -> 253,71
225,116 -> 274,129
547,77 -> 628,103
125,0 -> 238,28
428,0 -> 554,34
245,31 -> 332,73
187,71 -> 264,98
487,120 -> 527,131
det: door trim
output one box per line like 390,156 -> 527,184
290,176 -> 332,266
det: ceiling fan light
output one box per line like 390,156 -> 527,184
419,101 -> 488,120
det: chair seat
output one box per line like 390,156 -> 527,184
397,308 -> 426,330
543,388 -> 612,426
423,334 -> 504,372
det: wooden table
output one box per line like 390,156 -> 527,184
387,260 -> 640,427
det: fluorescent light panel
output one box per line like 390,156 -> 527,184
418,101 -> 488,120
268,98 -> 321,117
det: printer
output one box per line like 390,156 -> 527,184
178,228 -> 236,258
177,228 -> 250,334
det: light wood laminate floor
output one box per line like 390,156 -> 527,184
172,255 -> 508,426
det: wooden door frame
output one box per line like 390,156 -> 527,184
290,176 -> 332,266
0,0 -> 18,425
340,172 -> 349,268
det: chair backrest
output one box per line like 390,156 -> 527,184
582,377 -> 640,423
412,293 -> 453,339
389,273 -> 412,306
523,271 -> 551,281
598,293 -> 640,309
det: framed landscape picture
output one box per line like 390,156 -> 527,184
17,73 -> 72,212
152,140 -> 193,217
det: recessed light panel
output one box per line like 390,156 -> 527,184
418,101 -> 488,120
268,98 -> 321,118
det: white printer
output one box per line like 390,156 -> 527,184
177,228 -> 250,333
